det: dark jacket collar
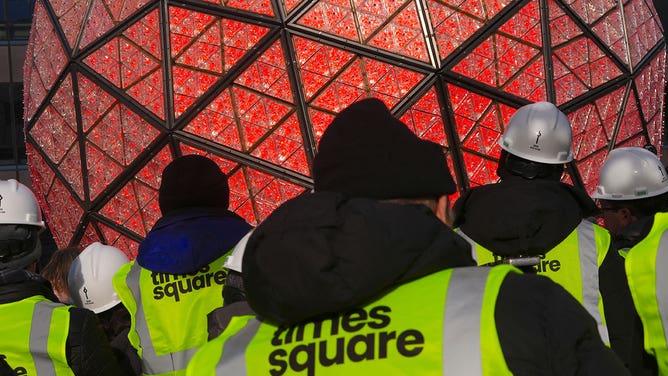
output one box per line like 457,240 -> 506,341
0,268 -> 59,304
242,192 -> 475,325
453,178 -> 596,256
137,207 -> 253,274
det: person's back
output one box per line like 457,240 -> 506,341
112,155 -> 253,375
0,179 -> 122,375
594,146 -> 668,375
69,242 -> 141,375
207,230 -> 255,341
186,98 -> 626,375
453,101 -> 610,342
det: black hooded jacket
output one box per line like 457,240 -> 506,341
453,176 -> 598,256
242,192 -> 628,375
600,216 -> 658,375
0,269 -> 122,375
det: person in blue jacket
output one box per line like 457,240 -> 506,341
113,154 -> 253,375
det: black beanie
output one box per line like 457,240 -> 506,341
158,155 -> 230,215
313,98 -> 456,199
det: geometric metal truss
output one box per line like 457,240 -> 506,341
23,0 -> 666,257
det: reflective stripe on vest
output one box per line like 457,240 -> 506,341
457,220 -> 610,343
0,296 -> 73,375
115,255 -> 229,376
186,266 -> 517,376
625,212 -> 668,374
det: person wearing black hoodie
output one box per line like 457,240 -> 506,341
0,179 -> 122,375
185,98 -> 626,375
112,154 -> 253,375
453,101 -> 612,344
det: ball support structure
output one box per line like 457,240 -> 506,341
23,0 -> 666,256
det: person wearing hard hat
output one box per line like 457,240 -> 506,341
0,179 -> 122,374
112,155 -> 253,376
206,230 -> 255,340
453,101 -> 612,344
185,98 -> 627,375
68,242 -> 141,375
594,147 -> 668,375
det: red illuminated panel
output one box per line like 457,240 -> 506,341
86,104 -> 160,199
297,0 -> 358,40
298,0 -> 429,61
250,113 -> 310,176
46,177 -> 83,247
461,151 -> 500,187
365,2 -> 429,61
551,1 -> 622,105
568,86 -> 624,160
98,222 -> 139,259
235,42 -> 293,103
28,76 -> 85,199
576,150 -> 608,195
400,88 -> 448,146
77,75 -> 118,132
453,0 -> 546,102
26,144 -> 56,220
98,146 -> 172,237
307,52 -> 424,109
79,223 -> 103,250
292,37 -> 355,101
615,94 -> 644,145
241,168 -> 307,222
170,7 -> 271,117
99,178 -> 157,238
427,0 -> 513,60
84,9 -> 164,118
23,2 -> 67,122
50,0 -> 87,49
448,84 -> 515,160
202,0 -> 273,16
635,52 -> 667,129
563,0 -> 627,66
624,0 -> 663,69
80,0 -> 151,49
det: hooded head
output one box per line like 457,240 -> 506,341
158,155 -> 230,215
313,98 -> 456,198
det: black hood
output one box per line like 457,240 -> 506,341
242,192 -> 474,325
0,268 -> 59,303
453,177 -> 597,256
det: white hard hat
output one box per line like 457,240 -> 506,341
68,242 -> 129,313
499,102 -> 573,164
0,179 -> 45,228
223,230 -> 253,273
592,147 -> 668,200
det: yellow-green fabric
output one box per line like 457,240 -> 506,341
186,265 -> 519,376
113,254 -> 229,375
457,220 -> 610,343
0,295 -> 73,375
625,212 -> 668,375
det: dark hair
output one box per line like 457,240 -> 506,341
599,191 -> 668,218
41,246 -> 80,294
496,150 -> 564,181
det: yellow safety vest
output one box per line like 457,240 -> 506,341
113,254 -> 229,375
625,212 -> 668,375
0,295 -> 74,375
457,220 -> 610,343
186,265 -> 520,375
